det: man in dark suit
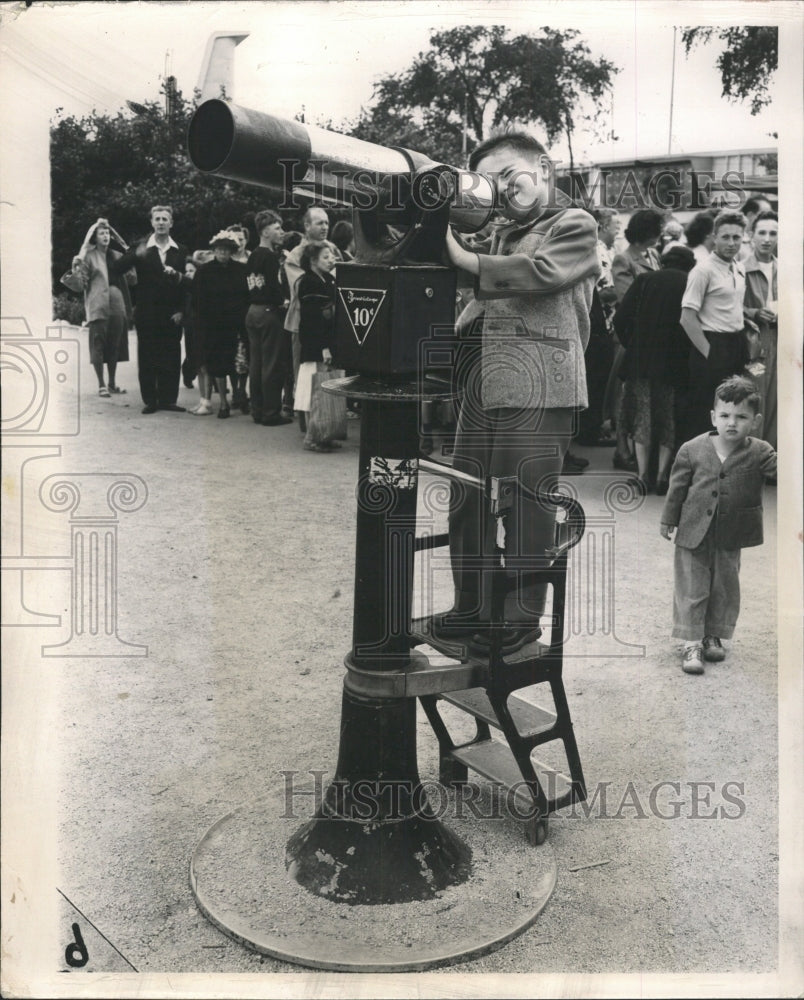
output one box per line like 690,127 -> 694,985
114,205 -> 187,413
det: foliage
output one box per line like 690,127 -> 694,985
53,291 -> 85,325
347,26 -> 618,169
50,84 -> 300,295
681,27 -> 777,115
757,152 -> 778,174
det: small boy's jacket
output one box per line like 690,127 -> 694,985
459,192 -> 600,411
661,431 -> 777,549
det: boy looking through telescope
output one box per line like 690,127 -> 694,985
439,132 -> 600,653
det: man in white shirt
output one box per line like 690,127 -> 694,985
114,205 -> 187,413
680,211 -> 748,437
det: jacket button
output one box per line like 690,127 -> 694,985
720,472 -> 726,478
706,509 -> 713,516
712,491 -> 718,497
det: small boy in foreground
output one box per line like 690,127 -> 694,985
660,376 -> 777,674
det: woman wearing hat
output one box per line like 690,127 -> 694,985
191,231 -> 250,417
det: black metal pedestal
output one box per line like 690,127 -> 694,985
285,377 -> 471,904
190,375 -> 557,969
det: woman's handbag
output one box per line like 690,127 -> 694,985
307,365 -> 348,443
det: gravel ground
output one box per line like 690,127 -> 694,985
4,343 -> 801,999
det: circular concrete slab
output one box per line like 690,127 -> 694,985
190,782 -> 556,972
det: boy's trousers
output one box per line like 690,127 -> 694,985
449,405 -> 573,622
672,518 -> 741,639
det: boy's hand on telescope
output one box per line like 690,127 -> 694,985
660,523 -> 675,540
445,227 -> 480,276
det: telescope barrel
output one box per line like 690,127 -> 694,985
187,98 -> 496,232
188,98 -> 412,202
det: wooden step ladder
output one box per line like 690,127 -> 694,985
412,466 -> 587,845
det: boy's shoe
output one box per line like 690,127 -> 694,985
702,635 -> 726,662
427,610 -> 484,642
682,644 -> 704,674
472,625 -> 542,655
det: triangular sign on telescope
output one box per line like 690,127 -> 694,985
337,287 -> 386,346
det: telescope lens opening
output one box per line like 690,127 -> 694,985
188,99 -> 236,172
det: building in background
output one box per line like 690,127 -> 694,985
557,147 -> 777,224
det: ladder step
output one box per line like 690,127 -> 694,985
441,688 -> 556,738
346,649 -> 487,698
449,739 -> 572,810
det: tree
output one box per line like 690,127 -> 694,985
348,26 -> 618,171
50,84 -> 294,300
681,27 -> 777,115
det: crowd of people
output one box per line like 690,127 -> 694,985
64,205 -> 360,451
581,196 -> 779,492
63,193 -> 778,478
64,176 -> 778,675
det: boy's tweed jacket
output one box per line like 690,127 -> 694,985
460,196 -> 600,412
661,431 -> 777,549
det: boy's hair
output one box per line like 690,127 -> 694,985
300,240 -> 330,271
714,375 -> 761,414
741,197 -> 770,217
255,209 -> 282,233
753,209 -> 778,226
712,210 -> 747,234
150,204 -> 173,220
468,130 -> 548,171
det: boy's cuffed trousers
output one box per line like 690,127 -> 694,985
672,518 -> 741,640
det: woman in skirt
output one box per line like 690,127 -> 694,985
61,217 -> 134,397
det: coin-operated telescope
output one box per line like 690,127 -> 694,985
188,97 -> 497,374
186,89 -> 579,972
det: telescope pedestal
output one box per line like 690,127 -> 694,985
190,376 -> 556,970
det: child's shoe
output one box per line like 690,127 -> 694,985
682,643 -> 704,674
702,636 -> 726,662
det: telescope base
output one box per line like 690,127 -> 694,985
190,782 -> 556,972
286,808 -> 471,904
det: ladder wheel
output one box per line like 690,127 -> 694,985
525,817 -> 548,846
